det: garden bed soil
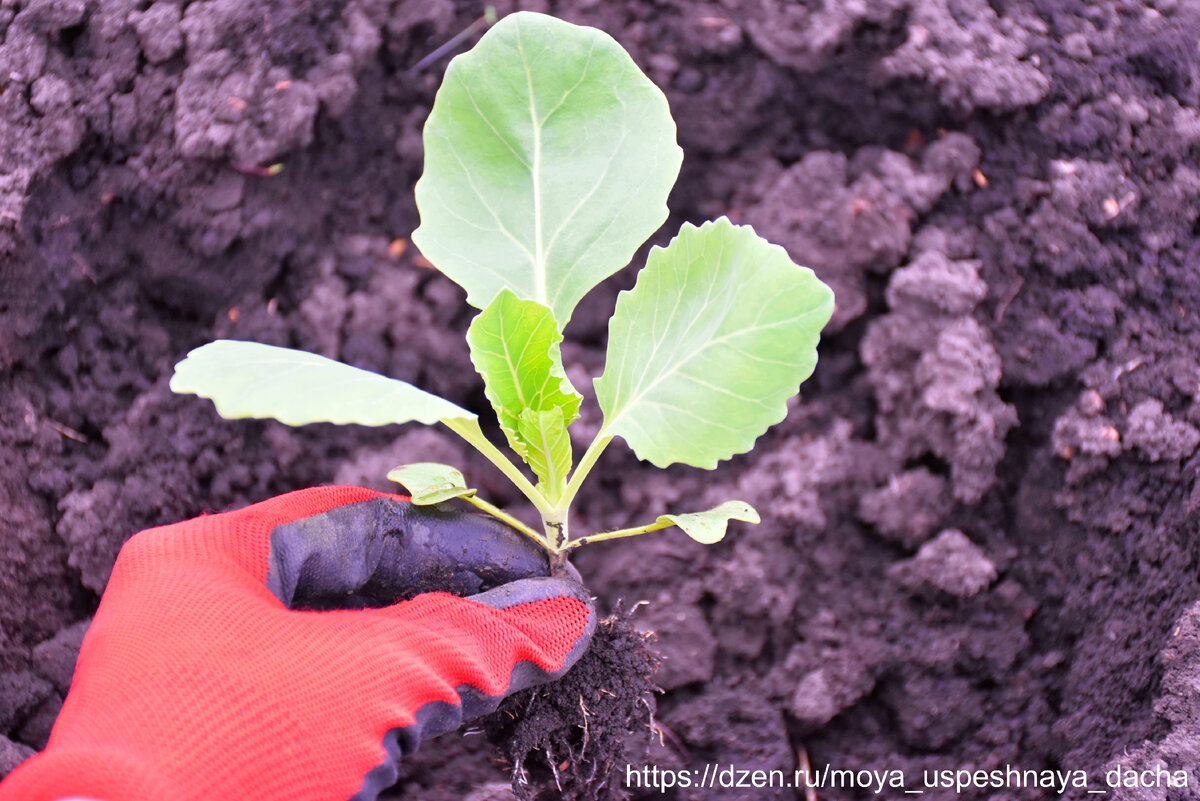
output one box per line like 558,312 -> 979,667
3,0 -> 1200,799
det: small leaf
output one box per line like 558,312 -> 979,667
413,11 -> 683,326
170,340 -> 475,427
387,463 -> 475,505
467,289 -> 581,429
467,291 -> 580,493
595,217 -> 835,469
515,408 -> 573,500
658,501 -> 760,545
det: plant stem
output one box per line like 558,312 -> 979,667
558,432 -> 613,512
443,418 -> 553,516
460,493 -> 548,548
540,507 -> 569,552
547,550 -> 572,576
564,518 -> 675,550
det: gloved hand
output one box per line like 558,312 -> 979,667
0,486 -> 594,801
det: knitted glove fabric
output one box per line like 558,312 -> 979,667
0,486 -> 595,801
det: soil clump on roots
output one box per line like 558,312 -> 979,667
3,1 -> 1200,800
484,609 -> 660,801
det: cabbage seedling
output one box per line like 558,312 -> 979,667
170,12 -> 834,571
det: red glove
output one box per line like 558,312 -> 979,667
0,487 -> 594,801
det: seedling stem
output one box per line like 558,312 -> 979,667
443,418 -> 552,515
560,434 -> 613,517
565,520 -> 675,551
459,493 -> 548,549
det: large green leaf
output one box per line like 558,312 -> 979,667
595,217 -> 835,469
170,340 -> 475,427
658,501 -> 760,544
413,11 -> 682,326
387,463 -> 475,505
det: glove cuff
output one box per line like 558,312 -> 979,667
0,745 -> 179,801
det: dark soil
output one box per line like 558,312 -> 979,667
484,609 -> 661,801
3,0 -> 1200,800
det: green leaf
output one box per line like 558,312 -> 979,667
413,11 -> 682,327
467,290 -> 580,494
170,340 -> 475,427
515,408 -> 573,501
387,463 -> 475,505
595,217 -> 835,469
658,500 -> 760,545
467,289 -> 581,427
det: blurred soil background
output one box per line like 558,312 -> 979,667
2,0 -> 1200,798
